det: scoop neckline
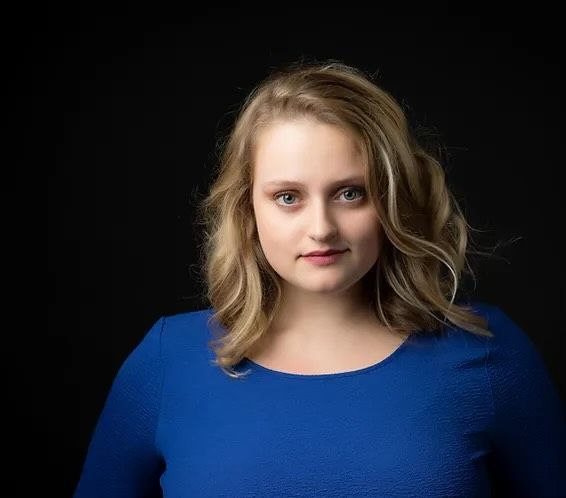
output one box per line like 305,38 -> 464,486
241,333 -> 413,379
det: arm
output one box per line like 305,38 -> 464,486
73,317 -> 166,498
484,304 -> 566,497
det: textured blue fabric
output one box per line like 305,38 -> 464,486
73,302 -> 566,497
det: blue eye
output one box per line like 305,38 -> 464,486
275,193 -> 297,206
274,187 -> 366,206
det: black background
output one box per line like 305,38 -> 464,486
42,9 -> 564,497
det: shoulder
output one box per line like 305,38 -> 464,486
158,308 -> 217,343
160,307 -> 215,334
418,301 -> 532,363
465,300 -> 514,325
465,300 -> 533,352
158,307 -> 216,349
466,301 -> 555,390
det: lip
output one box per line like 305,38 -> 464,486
302,249 -> 347,257
302,251 -> 346,266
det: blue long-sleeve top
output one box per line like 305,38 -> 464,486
73,302 -> 566,497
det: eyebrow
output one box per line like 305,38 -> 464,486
263,176 -> 365,188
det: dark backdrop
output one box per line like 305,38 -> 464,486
43,10 -> 563,497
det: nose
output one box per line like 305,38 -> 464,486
307,199 -> 339,241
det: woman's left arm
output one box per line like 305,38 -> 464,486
484,304 -> 566,497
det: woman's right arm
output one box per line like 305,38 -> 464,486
73,317 -> 166,498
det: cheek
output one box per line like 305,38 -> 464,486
254,204 -> 292,249
347,211 -> 381,243
354,220 -> 382,264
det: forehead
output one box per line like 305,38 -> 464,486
253,119 -> 365,183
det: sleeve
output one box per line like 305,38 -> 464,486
73,317 -> 166,498
483,304 -> 566,497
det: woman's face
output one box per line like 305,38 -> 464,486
251,118 -> 382,296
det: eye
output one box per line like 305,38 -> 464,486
341,187 -> 365,202
274,187 -> 366,207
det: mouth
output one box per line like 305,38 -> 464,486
302,249 -> 348,257
301,250 -> 347,265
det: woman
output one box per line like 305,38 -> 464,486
74,61 -> 566,497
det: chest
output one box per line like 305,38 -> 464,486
157,366 -> 493,497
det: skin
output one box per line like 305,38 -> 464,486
249,118 -> 407,373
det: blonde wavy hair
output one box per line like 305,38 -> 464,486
194,60 -> 497,379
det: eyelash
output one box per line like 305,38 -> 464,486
273,187 -> 366,207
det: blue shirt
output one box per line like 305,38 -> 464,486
73,302 -> 566,497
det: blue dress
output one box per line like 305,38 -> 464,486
73,302 -> 566,497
